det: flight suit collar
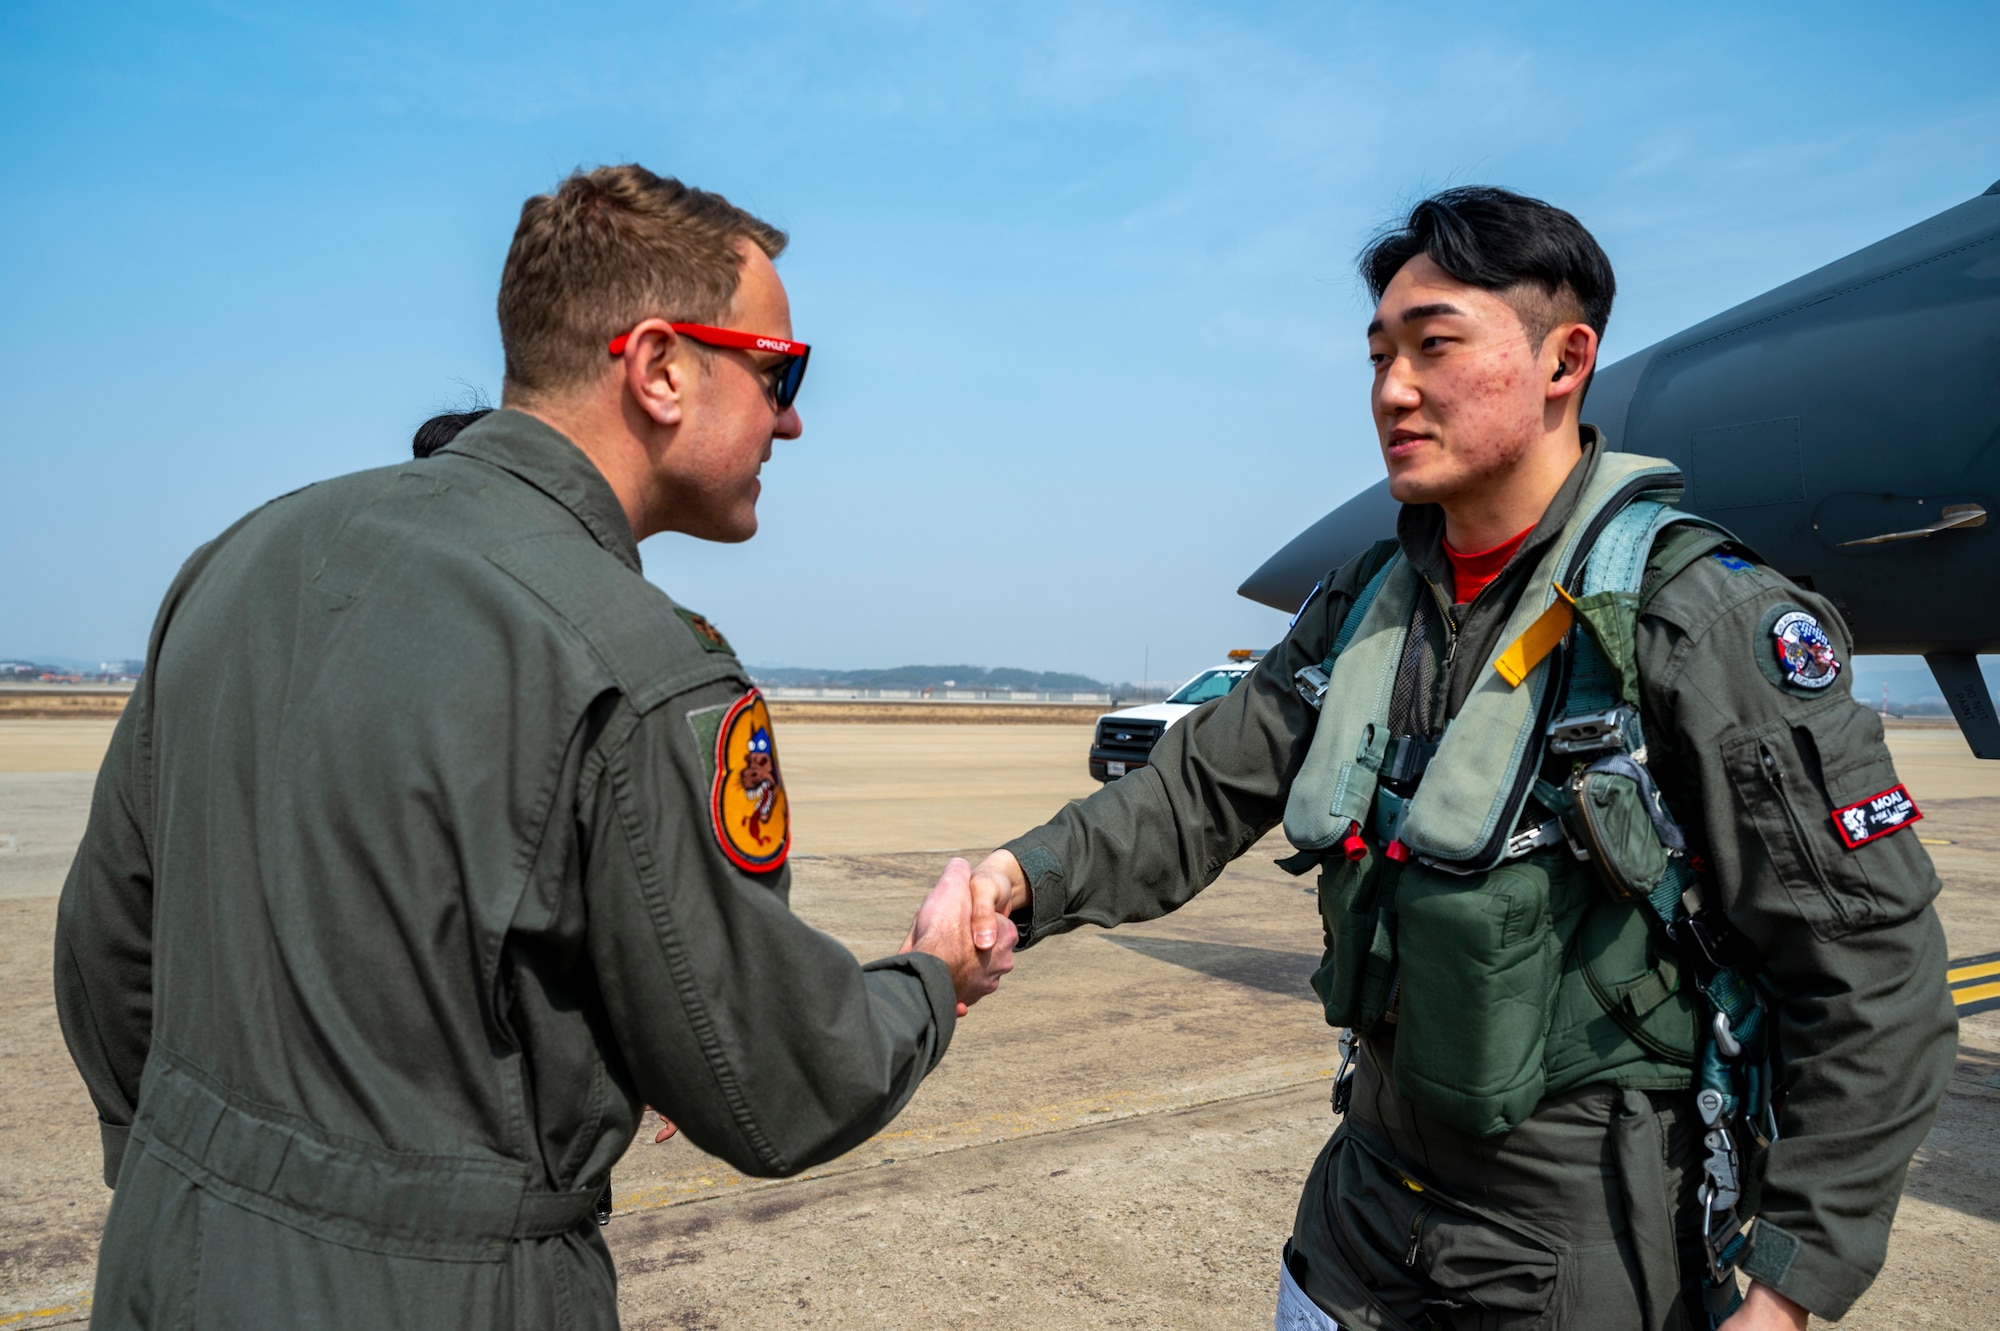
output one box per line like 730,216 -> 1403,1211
443,409 -> 644,574
1395,425 -> 1606,592
1394,425 -> 1607,719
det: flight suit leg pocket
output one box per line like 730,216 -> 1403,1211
1415,1203 -> 1563,1331
1721,705 -> 1929,941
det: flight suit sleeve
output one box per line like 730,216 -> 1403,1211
53,687 -> 156,1187
1638,552 -> 1957,1321
999,557 -> 1361,946
579,680 -> 957,1179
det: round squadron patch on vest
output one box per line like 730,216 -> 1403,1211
711,690 -> 789,873
1765,605 -> 1841,691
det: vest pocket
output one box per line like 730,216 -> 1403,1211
1394,858 -> 1562,1136
1568,766 -> 1672,901
1311,851 -> 1402,1030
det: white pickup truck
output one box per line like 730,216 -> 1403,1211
1087,650 -> 1262,782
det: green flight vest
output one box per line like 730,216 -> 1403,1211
1288,454 -> 1701,1137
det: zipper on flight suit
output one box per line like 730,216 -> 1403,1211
1404,1201 -> 1434,1267
1425,576 -> 1460,730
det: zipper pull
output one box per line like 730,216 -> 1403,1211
1404,1202 -> 1433,1268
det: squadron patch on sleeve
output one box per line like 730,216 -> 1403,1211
1830,784 -> 1922,849
1764,606 -> 1841,691
710,689 -> 789,872
1711,552 -> 1754,573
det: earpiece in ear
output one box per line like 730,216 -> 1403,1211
1551,364 -> 1568,382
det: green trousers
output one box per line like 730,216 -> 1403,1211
1287,1039 -> 1712,1331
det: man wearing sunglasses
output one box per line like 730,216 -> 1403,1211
57,164 -> 1013,1329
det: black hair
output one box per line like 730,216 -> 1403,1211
1358,186 -> 1615,344
412,409 -> 493,459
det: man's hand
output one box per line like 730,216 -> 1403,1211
899,857 -> 1018,1016
967,849 -> 1029,950
1719,1281 -> 1808,1330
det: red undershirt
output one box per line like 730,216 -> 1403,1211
1444,525 -> 1534,605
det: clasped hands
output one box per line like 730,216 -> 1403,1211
897,849 -> 1029,1016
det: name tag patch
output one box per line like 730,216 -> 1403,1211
1830,784 -> 1921,849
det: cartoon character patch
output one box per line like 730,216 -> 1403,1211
1772,609 -> 1840,690
711,690 -> 788,872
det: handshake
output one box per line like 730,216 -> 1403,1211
897,851 -> 1030,1017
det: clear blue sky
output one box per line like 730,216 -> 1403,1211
4,1 -> 1997,689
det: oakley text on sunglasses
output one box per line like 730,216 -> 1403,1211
608,323 -> 810,410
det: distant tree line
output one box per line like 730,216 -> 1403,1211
0,658 -> 144,682
749,664 -> 1113,693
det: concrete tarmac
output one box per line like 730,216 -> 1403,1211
0,719 -> 1996,1328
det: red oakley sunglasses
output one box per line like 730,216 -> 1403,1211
608,323 -> 810,410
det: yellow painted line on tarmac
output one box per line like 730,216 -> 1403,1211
0,1299 -> 90,1327
1948,960 -> 2000,984
1953,980 -> 2000,1006
1919,837 -> 1954,846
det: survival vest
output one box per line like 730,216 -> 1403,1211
1284,452 -> 1772,1322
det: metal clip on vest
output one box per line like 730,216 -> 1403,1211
1547,703 -> 1634,756
1332,1027 -> 1359,1115
1293,542 -> 1400,715
1378,734 -> 1438,788
1293,664 -> 1330,710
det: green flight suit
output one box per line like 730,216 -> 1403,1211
1003,429 -> 1956,1325
54,410 -> 958,1330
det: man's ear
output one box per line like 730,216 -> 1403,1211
1546,323 -> 1597,404
620,319 -> 687,427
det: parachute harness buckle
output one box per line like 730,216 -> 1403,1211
1332,1027 -> 1359,1116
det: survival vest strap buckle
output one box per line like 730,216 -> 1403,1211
1294,664 -> 1330,710
1332,1027 -> 1359,1116
1670,910 -> 1730,972
1503,818 -> 1565,860
1379,734 -> 1438,788
1547,703 -> 1636,756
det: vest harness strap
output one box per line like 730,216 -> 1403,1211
1292,539 -> 1400,712
1549,500 -> 1769,1327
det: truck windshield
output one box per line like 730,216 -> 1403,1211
1167,669 -> 1245,706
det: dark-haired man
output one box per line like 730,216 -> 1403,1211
940,187 -> 1953,1329
57,165 -> 1014,1329
411,405 -> 491,457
